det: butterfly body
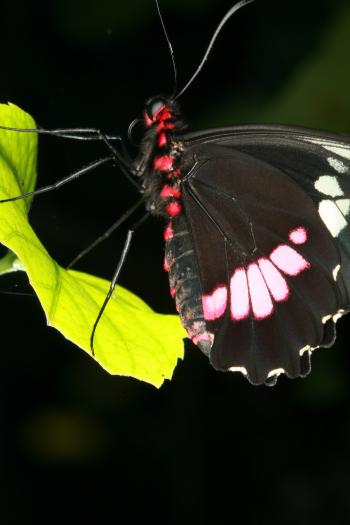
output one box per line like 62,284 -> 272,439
137,96 -> 350,385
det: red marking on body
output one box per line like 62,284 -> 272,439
202,286 -> 227,321
144,105 -> 173,128
172,169 -> 180,178
289,226 -> 308,245
170,287 -> 176,298
165,201 -> 182,217
157,121 -> 175,133
160,184 -> 181,199
163,223 -> 174,241
158,132 -> 167,147
153,155 -> 173,171
157,107 -> 172,121
163,256 -> 170,272
144,113 -> 153,127
258,258 -> 289,302
270,245 -> 310,276
230,268 -> 250,321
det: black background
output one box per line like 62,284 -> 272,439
1,0 -> 350,523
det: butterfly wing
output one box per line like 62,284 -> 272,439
179,130 -> 350,384
184,124 -> 350,285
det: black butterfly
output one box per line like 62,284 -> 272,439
1,0 -> 350,385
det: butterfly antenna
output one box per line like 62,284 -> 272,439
175,0 -> 254,100
155,0 -> 178,98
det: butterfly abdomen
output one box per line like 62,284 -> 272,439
163,213 -> 213,355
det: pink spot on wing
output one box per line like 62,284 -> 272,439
289,226 -> 308,245
258,258 -> 289,302
230,268 -> 250,321
170,287 -> 176,298
270,245 -> 310,276
247,263 -> 273,319
202,286 -> 227,321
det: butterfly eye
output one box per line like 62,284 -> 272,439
144,99 -> 166,127
149,101 -> 165,118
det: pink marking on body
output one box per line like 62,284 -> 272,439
270,245 -> 310,276
144,113 -> 153,127
158,132 -> 167,147
165,201 -> 182,217
153,155 -> 173,172
258,258 -> 289,302
163,223 -> 173,241
230,268 -> 250,321
202,286 -> 227,321
289,226 -> 308,245
192,332 -> 213,346
156,107 -> 171,121
157,121 -> 175,133
170,287 -> 176,298
187,321 -> 205,337
160,184 -> 182,200
247,263 -> 274,319
163,256 -> 170,272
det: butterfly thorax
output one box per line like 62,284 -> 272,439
134,96 -> 186,216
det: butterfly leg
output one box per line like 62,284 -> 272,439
67,197 -> 145,268
0,124 -> 122,142
0,124 -> 140,190
90,213 -> 149,356
0,156 -> 114,203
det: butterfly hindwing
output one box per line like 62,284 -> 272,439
180,141 -> 346,384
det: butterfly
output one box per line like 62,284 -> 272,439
1,0 -> 349,386
131,1 -> 350,386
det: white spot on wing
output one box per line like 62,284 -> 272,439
229,366 -> 248,375
336,198 -> 350,217
314,175 -> 344,197
300,137 -> 350,160
322,314 -> 332,324
324,145 -> 350,160
332,264 -> 340,281
319,200 -> 347,236
267,368 -> 284,378
333,309 -> 345,322
327,156 -> 349,173
299,345 -> 311,356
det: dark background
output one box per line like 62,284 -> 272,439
1,0 -> 350,523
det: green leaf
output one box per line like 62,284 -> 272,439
0,102 -> 185,387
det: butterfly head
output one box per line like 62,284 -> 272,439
144,96 -> 180,128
